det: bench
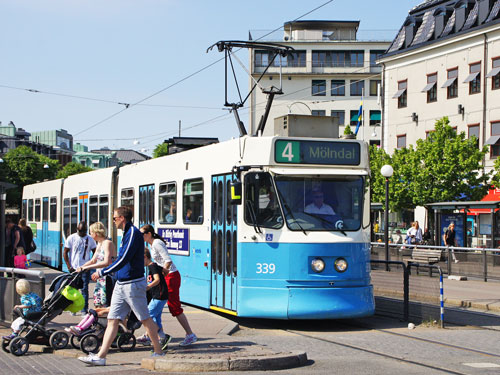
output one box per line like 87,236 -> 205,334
410,248 -> 442,265
407,248 -> 442,276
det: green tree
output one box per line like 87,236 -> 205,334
153,143 -> 169,158
2,146 -> 60,205
56,161 -> 93,179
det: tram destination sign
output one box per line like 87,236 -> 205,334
274,139 -> 360,165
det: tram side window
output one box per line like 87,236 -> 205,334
244,172 -> 283,229
42,198 -> 48,221
63,199 -> 70,237
89,195 -> 98,225
70,197 -> 78,235
35,199 -> 41,222
121,188 -> 134,217
159,182 -> 176,224
50,197 -> 57,223
183,178 -> 203,224
28,199 -> 34,221
99,195 -> 109,229
22,200 -> 27,220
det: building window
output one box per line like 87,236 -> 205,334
312,80 -> 326,96
370,80 -> 380,96
394,80 -> 407,108
468,124 -> 480,147
370,50 -> 385,67
423,73 -> 437,103
312,50 -> 364,68
492,121 -> 500,136
467,62 -> 481,94
369,110 -> 381,126
331,80 -> 345,96
490,122 -> 500,158
350,110 -> 360,126
397,134 -> 407,149
254,51 -> 269,67
491,58 -> 500,90
271,50 -> 306,67
331,110 -> 345,125
350,79 -> 364,96
311,110 -> 326,116
445,68 -> 458,99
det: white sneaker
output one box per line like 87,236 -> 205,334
454,259 -> 459,263
179,333 -> 197,346
151,352 -> 166,358
78,353 -> 106,366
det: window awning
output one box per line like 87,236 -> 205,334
486,66 -> 500,78
421,82 -> 436,92
463,71 -> 480,83
370,112 -> 381,121
350,113 -> 360,122
392,88 -> 406,98
484,135 -> 500,145
441,77 -> 457,88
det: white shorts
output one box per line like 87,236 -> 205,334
107,278 -> 150,322
12,317 -> 25,332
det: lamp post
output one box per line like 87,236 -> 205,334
381,165 -> 394,271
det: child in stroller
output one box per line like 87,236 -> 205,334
73,308 -> 141,354
1,272 -> 84,356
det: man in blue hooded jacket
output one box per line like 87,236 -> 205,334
78,206 -> 164,366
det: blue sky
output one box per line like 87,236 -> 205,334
0,0 -> 418,154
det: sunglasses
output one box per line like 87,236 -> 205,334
112,216 -> 122,222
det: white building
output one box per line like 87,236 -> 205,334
379,0 -> 500,171
249,20 -> 391,144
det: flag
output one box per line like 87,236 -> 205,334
25,259 -> 31,268
354,100 -> 363,135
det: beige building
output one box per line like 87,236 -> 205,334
380,0 -> 500,170
249,20 -> 391,144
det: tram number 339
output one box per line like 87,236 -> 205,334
256,263 -> 276,274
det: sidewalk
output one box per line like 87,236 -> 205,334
0,265 -> 306,372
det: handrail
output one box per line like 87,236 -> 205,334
0,267 -> 45,278
371,242 -> 500,253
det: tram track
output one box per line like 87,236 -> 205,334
285,329 -> 469,375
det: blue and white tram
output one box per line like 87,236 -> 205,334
22,135 -> 374,319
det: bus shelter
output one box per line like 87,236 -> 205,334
425,201 -> 500,248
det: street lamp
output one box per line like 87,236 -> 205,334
381,164 -> 394,271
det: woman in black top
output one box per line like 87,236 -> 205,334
443,223 -> 459,263
18,218 -> 34,254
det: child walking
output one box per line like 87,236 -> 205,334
2,279 -> 42,339
137,249 -> 170,348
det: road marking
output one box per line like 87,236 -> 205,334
463,363 -> 500,368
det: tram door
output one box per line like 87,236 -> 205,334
41,197 -> 49,261
79,193 -> 88,223
211,174 -> 237,312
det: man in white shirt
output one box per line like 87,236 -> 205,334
305,189 -> 336,215
63,221 -> 97,314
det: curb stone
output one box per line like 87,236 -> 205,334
218,322 -> 240,336
142,351 -> 308,372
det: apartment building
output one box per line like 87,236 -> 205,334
249,20 -> 391,144
379,0 -> 500,170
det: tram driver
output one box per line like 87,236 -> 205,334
304,188 -> 336,215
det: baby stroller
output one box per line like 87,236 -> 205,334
2,272 -> 83,356
78,311 -> 140,354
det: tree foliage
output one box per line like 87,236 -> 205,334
370,117 -> 489,211
153,143 -> 169,158
56,162 -> 93,179
1,146 -> 60,205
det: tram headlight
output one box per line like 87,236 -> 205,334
311,258 -> 325,273
334,258 -> 348,273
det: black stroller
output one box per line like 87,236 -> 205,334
2,272 -> 83,356
77,311 -> 140,354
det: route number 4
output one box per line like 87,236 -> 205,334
282,142 -> 294,162
256,263 -> 276,274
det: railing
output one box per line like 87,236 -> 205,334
371,242 -> 500,282
0,267 -> 46,324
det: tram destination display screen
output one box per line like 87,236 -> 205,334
274,139 -> 360,165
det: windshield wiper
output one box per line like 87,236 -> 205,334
245,200 -> 262,234
274,185 -> 307,235
303,212 -> 347,236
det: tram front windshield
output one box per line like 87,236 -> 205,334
275,175 -> 363,231
244,172 -> 364,232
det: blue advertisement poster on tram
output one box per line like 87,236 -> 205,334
158,228 -> 189,256
440,214 -> 463,247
